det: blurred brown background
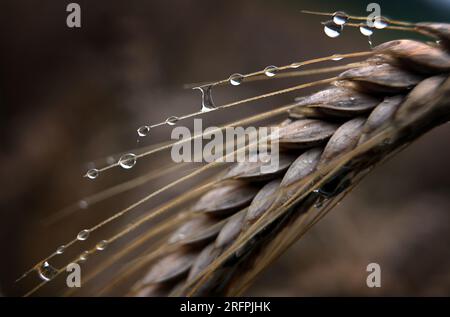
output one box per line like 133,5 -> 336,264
0,0 -> 449,296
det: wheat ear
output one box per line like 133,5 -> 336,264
129,25 -> 450,297
17,19 -> 450,297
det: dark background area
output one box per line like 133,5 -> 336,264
0,0 -> 449,296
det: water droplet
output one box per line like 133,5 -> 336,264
332,11 -> 348,26
323,21 -> 343,38
56,246 -> 66,255
264,65 -> 278,77
119,153 -> 137,169
290,62 -> 302,69
79,251 -> 89,262
229,73 -> 244,86
137,125 -> 150,137
165,116 -> 179,126
77,229 -> 90,241
193,85 -> 216,112
374,16 -> 388,29
359,24 -> 374,36
37,261 -> 58,281
56,245 -> 66,255
85,168 -> 99,180
96,240 -> 108,251
331,54 -> 343,61
78,200 -> 88,209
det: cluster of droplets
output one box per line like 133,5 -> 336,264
136,84 -> 217,142
35,233 -> 110,281
85,153 -> 138,180
35,242 -> 110,283
87,12 -> 376,180
322,11 -> 389,47
89,85 -> 218,177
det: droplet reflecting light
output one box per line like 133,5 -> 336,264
264,65 -> 278,77
137,125 -> 150,137
323,21 -> 343,38
332,11 -> 349,26
229,73 -> 244,86
119,153 -> 137,169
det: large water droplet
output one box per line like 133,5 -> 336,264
79,251 -> 89,262
323,21 -> 343,38
290,62 -> 302,69
331,54 -> 343,61
264,65 -> 278,77
229,73 -> 244,86
165,116 -> 179,126
374,17 -> 388,29
119,153 -> 137,169
193,85 -> 216,112
96,240 -> 108,251
77,229 -> 90,241
56,245 -> 66,255
85,168 -> 99,180
37,261 -> 58,281
137,125 -> 150,137
359,24 -> 374,36
332,11 -> 349,26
